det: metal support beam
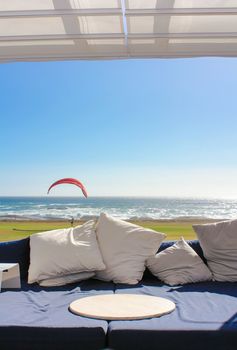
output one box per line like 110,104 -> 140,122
0,34 -> 125,42
128,32 -> 237,39
126,7 -> 237,16
0,9 -> 122,18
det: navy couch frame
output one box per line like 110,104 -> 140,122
0,238 -> 237,350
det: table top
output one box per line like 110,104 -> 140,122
0,263 -> 18,272
69,294 -> 176,320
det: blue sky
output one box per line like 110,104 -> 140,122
1,57 -> 237,198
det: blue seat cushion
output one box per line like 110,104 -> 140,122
108,280 -> 237,350
0,279 -> 113,350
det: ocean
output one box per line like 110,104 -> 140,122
0,197 -> 237,221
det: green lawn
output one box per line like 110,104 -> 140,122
0,220 -> 199,242
136,221 -> 197,241
0,221 -> 77,242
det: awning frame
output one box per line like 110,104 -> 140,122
1,1 -> 237,62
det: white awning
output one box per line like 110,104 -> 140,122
1,0 -> 237,62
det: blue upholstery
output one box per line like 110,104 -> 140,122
0,238 -> 30,279
0,279 -> 113,350
109,280 -> 237,350
1,238 -> 237,350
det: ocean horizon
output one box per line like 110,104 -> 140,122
0,196 -> 237,221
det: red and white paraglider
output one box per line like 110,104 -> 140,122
47,178 -> 88,198
47,178 -> 88,227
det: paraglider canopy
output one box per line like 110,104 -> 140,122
47,178 -> 88,198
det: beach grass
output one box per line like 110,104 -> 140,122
0,220 -> 201,242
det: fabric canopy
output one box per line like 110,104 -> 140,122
1,0 -> 237,62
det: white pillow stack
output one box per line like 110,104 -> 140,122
28,213 -> 166,286
147,237 -> 212,286
95,213 -> 166,284
28,220 -> 105,286
193,219 -> 237,282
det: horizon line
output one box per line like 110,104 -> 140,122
1,195 -> 237,201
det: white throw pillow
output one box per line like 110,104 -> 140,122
193,219 -> 237,282
147,237 -> 212,286
28,220 -> 105,284
95,213 -> 166,284
39,271 -> 95,287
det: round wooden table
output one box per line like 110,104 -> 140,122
69,294 -> 175,320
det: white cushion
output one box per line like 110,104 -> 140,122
39,271 -> 95,287
95,213 -> 166,284
193,219 -> 237,282
147,237 -> 212,286
28,220 -> 105,284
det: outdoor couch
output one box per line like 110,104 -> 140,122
1,238 -> 237,350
